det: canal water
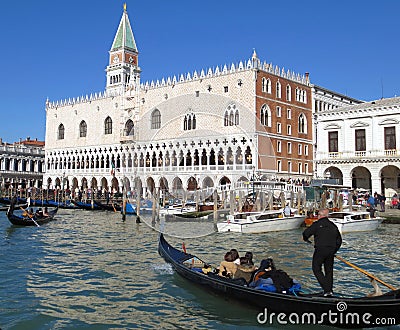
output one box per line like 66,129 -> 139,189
0,209 -> 399,329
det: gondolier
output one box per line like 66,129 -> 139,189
302,208 -> 342,296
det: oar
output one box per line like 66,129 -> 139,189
335,255 -> 396,291
20,207 -> 40,227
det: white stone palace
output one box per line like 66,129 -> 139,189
0,137 -> 45,192
44,5 -> 359,198
316,96 -> 400,197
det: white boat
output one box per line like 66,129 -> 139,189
216,209 -> 305,233
159,204 -> 213,220
328,211 -> 383,233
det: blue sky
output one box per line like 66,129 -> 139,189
1,0 -> 399,143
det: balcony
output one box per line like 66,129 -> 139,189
317,149 -> 400,162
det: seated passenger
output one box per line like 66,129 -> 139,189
251,258 -> 294,293
234,256 -> 257,283
244,252 -> 254,266
218,251 -> 237,278
230,249 -> 240,265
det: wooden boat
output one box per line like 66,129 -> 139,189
93,200 -> 121,212
6,207 -> 58,226
158,234 -> 400,328
217,209 -> 305,233
329,211 -> 384,233
70,200 -> 103,210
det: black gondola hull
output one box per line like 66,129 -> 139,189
6,208 -> 59,226
158,234 -> 400,328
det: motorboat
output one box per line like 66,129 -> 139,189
329,211 -> 383,233
217,209 -> 305,233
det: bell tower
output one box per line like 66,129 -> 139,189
106,3 -> 140,94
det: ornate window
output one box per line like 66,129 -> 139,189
104,117 -> 112,134
183,113 -> 196,131
260,104 -> 271,127
224,104 -> 239,126
79,121 -> 87,137
125,119 -> 134,136
261,77 -> 272,93
58,124 -> 65,140
298,113 -> 307,134
151,109 -> 161,129
276,81 -> 281,98
286,85 -> 291,101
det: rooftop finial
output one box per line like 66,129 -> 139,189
123,3 -> 127,11
252,48 -> 258,60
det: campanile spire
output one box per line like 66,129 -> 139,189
106,5 -> 140,93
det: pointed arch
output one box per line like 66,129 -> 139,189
125,119 -> 134,136
151,109 -> 161,129
58,124 -> 65,140
79,120 -> 87,137
260,104 -> 271,127
104,116 -> 112,134
298,113 -> 307,134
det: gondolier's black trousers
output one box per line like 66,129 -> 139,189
312,247 -> 336,293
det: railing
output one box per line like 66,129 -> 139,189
317,149 -> 400,161
47,163 -> 263,176
0,145 -> 44,155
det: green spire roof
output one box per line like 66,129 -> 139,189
111,7 -> 137,52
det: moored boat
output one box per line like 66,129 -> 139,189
217,209 -> 305,233
93,200 -> 121,212
329,211 -> 384,233
70,200 -> 103,210
158,233 -> 400,328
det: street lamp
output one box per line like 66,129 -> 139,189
61,172 -> 66,203
247,166 -> 256,202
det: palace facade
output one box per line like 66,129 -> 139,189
43,6 -> 358,198
316,97 -> 400,196
0,137 -> 45,192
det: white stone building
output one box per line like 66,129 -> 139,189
0,137 -> 45,192
315,97 -> 400,197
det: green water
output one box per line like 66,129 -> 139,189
0,209 -> 399,329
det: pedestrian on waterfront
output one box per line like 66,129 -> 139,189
367,194 -> 376,217
302,208 -> 342,297
283,203 -> 291,216
379,194 -> 386,212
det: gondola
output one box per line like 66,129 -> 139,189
93,200 -> 121,212
6,207 -> 59,226
70,200 -> 103,210
158,234 -> 400,328
46,199 -> 78,209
